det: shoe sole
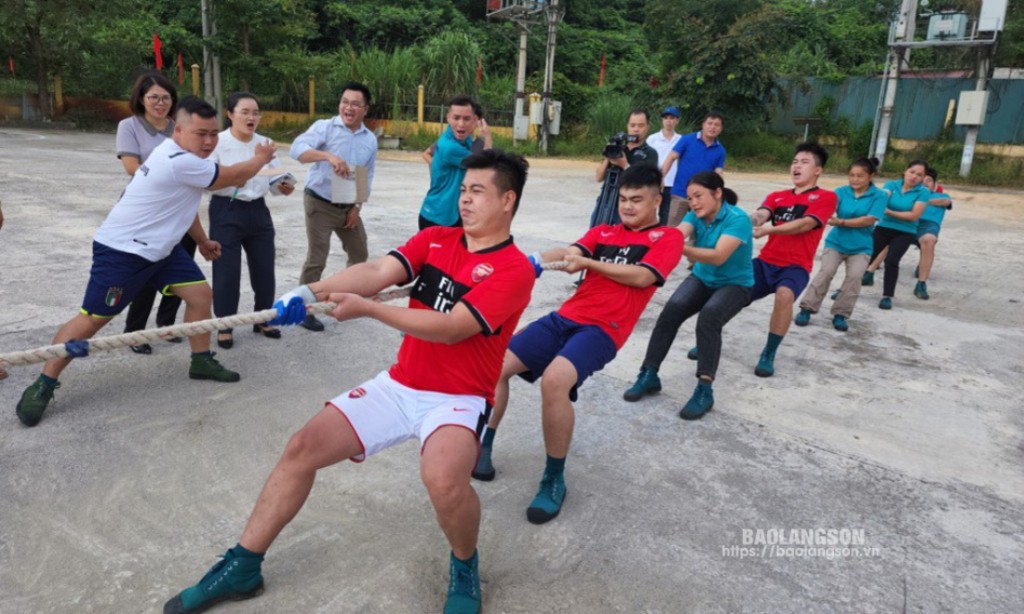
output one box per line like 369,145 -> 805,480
189,373 -> 241,383
471,468 -> 495,481
794,319 -> 810,327
15,407 -> 44,427
754,367 -> 774,378
622,387 -> 660,402
164,582 -> 264,614
527,489 -> 567,525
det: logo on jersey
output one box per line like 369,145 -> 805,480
648,230 -> 664,242
471,263 -> 494,283
600,230 -> 615,238
348,387 -> 367,399
430,243 -> 442,248
808,193 -> 819,201
104,287 -> 124,307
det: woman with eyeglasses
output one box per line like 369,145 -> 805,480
115,71 -> 197,354
208,92 -> 294,349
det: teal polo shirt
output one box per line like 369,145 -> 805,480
420,126 -> 474,226
683,204 -> 754,288
878,179 -> 930,234
919,190 -> 952,227
825,184 -> 887,255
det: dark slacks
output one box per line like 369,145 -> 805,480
642,276 -> 751,380
209,195 -> 276,333
871,225 -> 916,298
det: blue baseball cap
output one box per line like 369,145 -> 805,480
661,106 -> 681,118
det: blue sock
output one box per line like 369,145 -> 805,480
230,543 -> 265,559
453,550 -> 478,565
482,427 -> 496,448
545,455 -> 566,478
764,333 -> 783,355
39,374 -> 58,387
191,350 -> 213,358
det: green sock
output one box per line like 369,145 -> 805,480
482,427 -> 496,448
191,350 -> 213,359
764,333 -> 783,355
39,374 -> 58,387
545,454 -> 566,478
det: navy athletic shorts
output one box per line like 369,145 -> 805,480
749,258 -> 810,303
81,241 -> 204,318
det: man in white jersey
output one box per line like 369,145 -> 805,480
14,97 -> 277,428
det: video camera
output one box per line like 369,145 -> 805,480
602,132 -> 639,159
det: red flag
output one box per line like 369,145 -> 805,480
8,57 -> 13,76
177,52 -> 184,85
598,54 -> 606,87
476,57 -> 483,86
153,34 -> 163,69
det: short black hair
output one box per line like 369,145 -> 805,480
461,149 -> 529,214
795,141 -> 829,168
449,95 -> 476,110
628,108 -> 650,122
925,166 -> 939,181
907,158 -> 929,171
129,71 -> 178,117
618,164 -> 662,192
224,91 -> 259,129
339,82 -> 371,106
176,96 -> 218,120
704,111 -> 725,124
849,157 -> 879,175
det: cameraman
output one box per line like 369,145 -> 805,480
596,109 -> 658,182
592,109 -> 659,226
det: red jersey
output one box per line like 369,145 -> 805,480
757,187 -> 838,272
387,226 -> 535,403
558,223 -> 684,349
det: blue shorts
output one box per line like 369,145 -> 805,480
508,312 -> 618,402
81,241 -> 205,318
750,258 -> 809,303
916,221 -> 941,239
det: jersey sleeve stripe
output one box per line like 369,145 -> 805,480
639,262 -> 666,286
572,242 -> 592,258
206,163 -> 219,189
387,250 -> 416,285
460,298 -> 494,337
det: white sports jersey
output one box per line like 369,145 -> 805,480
94,139 -> 218,261
646,130 -> 681,188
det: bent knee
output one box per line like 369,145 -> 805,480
281,427 -> 321,465
421,466 -> 467,503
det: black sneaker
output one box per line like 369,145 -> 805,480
300,314 -> 325,332
16,376 -> 60,427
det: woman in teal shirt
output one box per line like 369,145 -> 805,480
796,158 -> 886,331
623,171 -> 753,420
867,159 -> 930,310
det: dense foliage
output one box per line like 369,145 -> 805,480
1,0 -> 1020,128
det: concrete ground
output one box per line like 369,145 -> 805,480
1,128 -> 1022,613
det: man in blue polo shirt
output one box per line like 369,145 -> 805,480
419,95 -> 484,230
661,112 -> 726,227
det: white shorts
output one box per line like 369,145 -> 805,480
328,371 -> 490,462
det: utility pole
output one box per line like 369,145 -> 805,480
872,0 -> 918,168
513,25 -> 528,146
539,0 -> 563,154
959,47 -> 991,177
200,0 -> 223,119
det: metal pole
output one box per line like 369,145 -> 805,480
210,0 -> 223,121
200,0 -> 213,102
874,0 -> 918,169
513,25 -> 528,146
540,0 -> 562,154
960,47 -> 990,177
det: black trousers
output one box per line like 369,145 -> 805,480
123,234 -> 197,332
871,225 -> 916,298
209,195 -> 276,333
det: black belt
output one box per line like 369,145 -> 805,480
305,188 -> 354,208
211,194 -> 265,205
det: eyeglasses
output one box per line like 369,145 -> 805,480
235,110 -> 262,117
145,95 -> 173,104
340,99 -> 366,110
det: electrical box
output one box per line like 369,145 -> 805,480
548,101 -> 562,135
978,0 -> 1008,32
513,115 -> 529,140
927,12 -> 968,40
955,91 -> 989,125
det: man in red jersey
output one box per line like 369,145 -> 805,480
747,142 -> 837,377
471,164 -> 684,524
164,150 -> 535,614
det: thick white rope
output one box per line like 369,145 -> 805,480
0,261 -> 569,371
